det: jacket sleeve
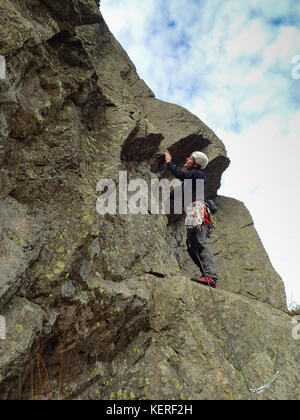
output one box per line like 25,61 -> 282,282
167,162 -> 203,181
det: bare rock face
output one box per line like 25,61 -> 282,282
0,0 -> 299,400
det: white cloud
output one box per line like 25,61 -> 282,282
239,92 -> 270,113
263,26 -> 300,68
226,20 -> 268,58
250,0 -> 299,21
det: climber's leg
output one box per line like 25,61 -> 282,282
187,226 -> 218,284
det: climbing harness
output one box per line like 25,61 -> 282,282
192,246 -> 280,400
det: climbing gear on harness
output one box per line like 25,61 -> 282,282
185,201 -> 216,233
192,248 -> 280,400
205,199 -> 218,214
191,151 -> 208,169
185,201 -> 206,230
191,277 -> 217,288
204,203 -> 216,238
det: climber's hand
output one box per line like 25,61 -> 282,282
164,152 -> 171,163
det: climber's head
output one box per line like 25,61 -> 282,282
184,151 -> 208,170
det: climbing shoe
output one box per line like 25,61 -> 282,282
191,277 -> 217,288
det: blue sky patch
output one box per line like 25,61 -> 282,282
167,20 -> 176,28
270,16 -> 299,27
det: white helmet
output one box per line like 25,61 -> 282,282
191,151 -> 208,169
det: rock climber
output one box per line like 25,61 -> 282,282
164,151 -> 218,288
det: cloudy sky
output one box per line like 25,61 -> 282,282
101,0 -> 300,308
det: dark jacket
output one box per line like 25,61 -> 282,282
167,162 -> 206,203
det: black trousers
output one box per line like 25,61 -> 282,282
186,226 -> 218,280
